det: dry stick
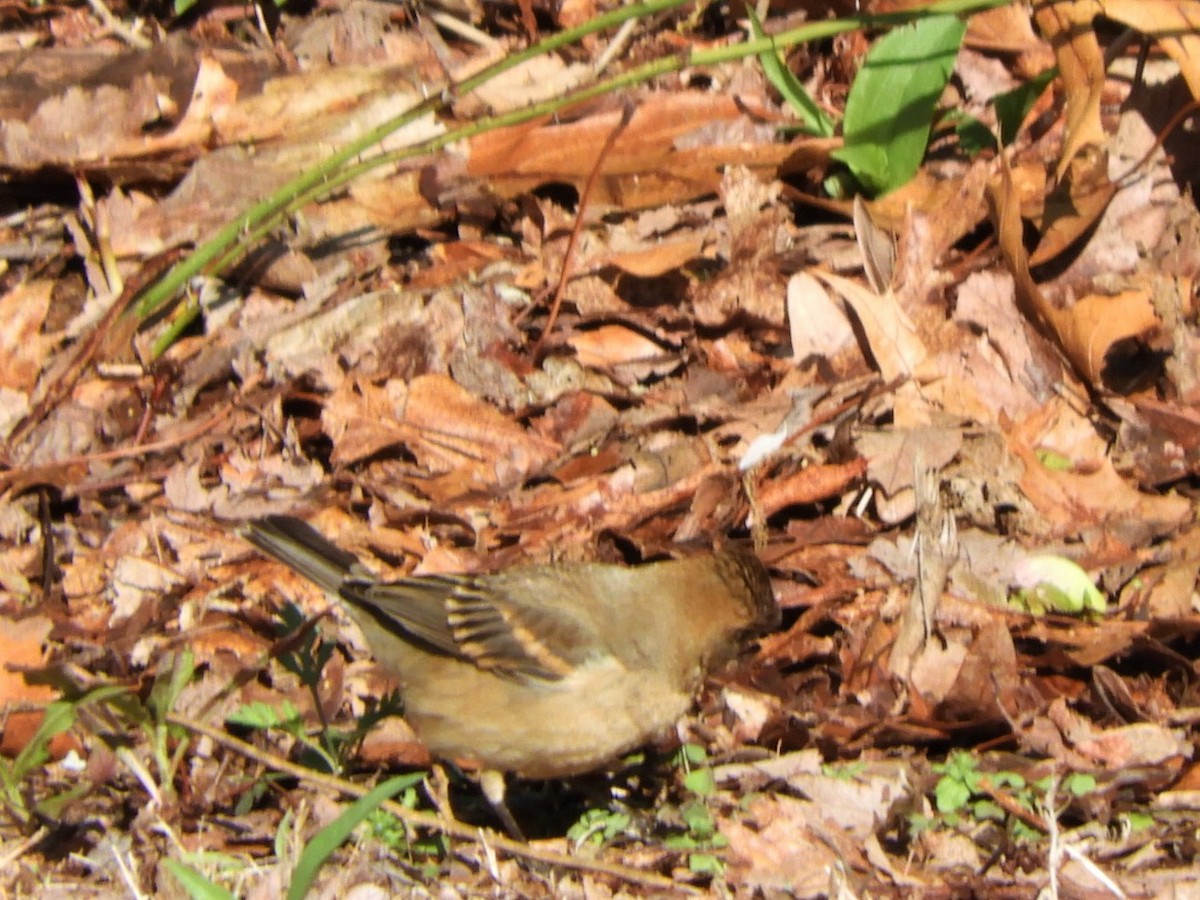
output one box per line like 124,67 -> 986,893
0,400 -> 236,499
166,712 -> 697,894
534,99 -> 636,353
0,826 -> 49,873
1112,97 -> 1200,189
4,248 -> 185,453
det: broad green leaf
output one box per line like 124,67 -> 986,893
993,67 -> 1056,146
832,14 -> 966,195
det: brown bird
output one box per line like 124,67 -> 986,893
241,515 -> 778,836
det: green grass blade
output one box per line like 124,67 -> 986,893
746,5 -> 835,136
162,860 -> 237,900
287,773 -> 425,900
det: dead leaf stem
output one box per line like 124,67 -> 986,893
536,99 -> 635,352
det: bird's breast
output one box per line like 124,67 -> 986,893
400,655 -> 693,779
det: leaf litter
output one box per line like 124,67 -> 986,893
1,0 -> 1200,896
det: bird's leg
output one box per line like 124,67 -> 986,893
480,769 -> 525,841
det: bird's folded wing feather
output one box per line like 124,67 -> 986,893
350,574 -> 603,683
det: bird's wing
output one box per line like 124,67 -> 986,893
349,569 -> 606,683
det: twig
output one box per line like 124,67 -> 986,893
594,17 -> 638,74
535,99 -> 635,352
0,401 -> 236,499
167,712 -> 698,893
0,827 -> 48,874
83,0 -> 151,49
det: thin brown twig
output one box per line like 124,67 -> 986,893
1112,97 -> 1200,188
534,99 -> 636,353
5,249 -> 184,453
167,712 -> 698,893
0,400 -> 236,499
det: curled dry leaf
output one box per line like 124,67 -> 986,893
1034,1 -> 1107,183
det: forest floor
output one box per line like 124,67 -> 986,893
2,0 -> 1200,896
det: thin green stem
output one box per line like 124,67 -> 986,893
135,0 -> 1015,355
132,0 -> 692,324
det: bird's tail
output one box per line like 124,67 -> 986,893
240,516 -> 362,594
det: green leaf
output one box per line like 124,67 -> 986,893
747,5 -> 835,137
568,808 -> 631,845
227,701 -> 303,731
971,799 -> 1005,822
688,853 -> 725,875
991,771 -> 1025,792
680,800 -> 716,840
287,774 -> 424,900
1035,447 -> 1073,471
1011,555 -> 1106,615
935,777 -> 970,813
1061,772 -> 1097,797
275,807 -> 295,861
952,111 -> 995,156
1121,811 -> 1154,832
162,860 -> 236,900
663,833 -> 701,850
12,700 -> 77,782
993,67 -> 1056,146
683,767 -> 716,798
34,782 -> 91,820
953,66 -> 1057,155
831,14 -> 967,195
150,650 -> 196,722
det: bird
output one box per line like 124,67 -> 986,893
240,515 -> 779,836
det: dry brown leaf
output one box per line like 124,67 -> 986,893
813,271 -> 929,382
0,615 -> 76,759
465,93 -> 790,209
1055,706 -> 1191,768
866,161 -> 992,272
989,160 -> 1108,385
1051,288 -> 1162,386
467,54 -> 588,113
787,270 -> 855,361
1029,147 -> 1116,267
0,280 -> 54,394
755,459 -> 867,521
567,325 -> 673,370
1101,0 -> 1200,99
1034,1 -> 1107,182
324,374 -> 558,501
966,4 -> 1046,55
723,794 -> 852,896
935,624 -> 1021,721
857,427 -> 963,498
600,235 -> 705,278
1011,435 -> 1191,538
